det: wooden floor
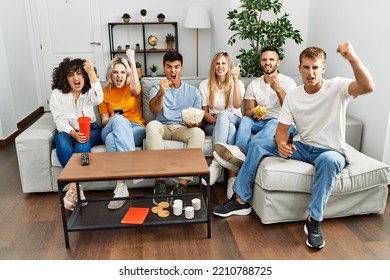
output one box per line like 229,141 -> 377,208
1,142 -> 390,260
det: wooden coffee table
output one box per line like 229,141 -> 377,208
57,148 -> 210,248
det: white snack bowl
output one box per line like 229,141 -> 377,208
181,107 -> 205,124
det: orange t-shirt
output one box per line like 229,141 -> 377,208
99,84 -> 145,126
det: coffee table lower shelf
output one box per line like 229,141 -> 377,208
67,193 -> 208,231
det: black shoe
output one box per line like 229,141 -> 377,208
212,194 -> 252,217
171,183 -> 187,195
153,180 -> 168,205
304,217 -> 325,249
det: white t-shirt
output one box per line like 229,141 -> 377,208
245,74 -> 297,119
199,79 -> 245,117
278,77 -> 353,161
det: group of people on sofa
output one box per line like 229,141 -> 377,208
50,41 -> 375,249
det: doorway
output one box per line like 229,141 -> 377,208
30,0 -> 106,110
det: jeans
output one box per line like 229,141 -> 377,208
101,115 -> 145,152
55,122 -> 102,167
235,116 -> 296,152
203,111 -> 241,147
233,138 -> 347,221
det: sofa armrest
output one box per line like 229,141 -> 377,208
15,113 -> 57,193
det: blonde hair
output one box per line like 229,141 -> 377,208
105,57 -> 131,90
207,52 -> 233,109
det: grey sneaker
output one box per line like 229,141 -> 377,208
212,194 -> 252,217
304,217 -> 325,249
108,183 -> 129,210
153,180 -> 168,205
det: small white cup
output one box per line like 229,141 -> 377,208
173,199 -> 183,208
191,198 -> 201,211
173,203 -> 182,216
185,206 -> 194,219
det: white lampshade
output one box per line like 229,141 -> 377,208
184,6 -> 211,29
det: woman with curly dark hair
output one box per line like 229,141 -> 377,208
50,57 -> 104,211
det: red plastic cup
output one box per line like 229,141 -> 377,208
77,116 -> 91,141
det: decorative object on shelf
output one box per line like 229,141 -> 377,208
227,0 -> 303,77
165,33 -> 175,50
122,13 -> 130,23
125,44 -> 130,50
184,6 -> 211,76
149,64 -> 158,77
117,46 -> 122,51
136,62 -> 142,78
135,43 -> 140,50
140,9 -> 147,22
157,13 -> 165,23
148,35 -> 158,50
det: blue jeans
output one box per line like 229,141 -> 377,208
101,115 -> 145,152
203,111 -> 241,147
55,122 -> 102,167
235,116 -> 296,152
233,138 -> 347,221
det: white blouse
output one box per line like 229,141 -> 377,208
49,81 -> 103,133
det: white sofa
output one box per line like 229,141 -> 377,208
15,77 -> 390,224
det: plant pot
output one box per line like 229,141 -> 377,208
158,18 -> 164,23
166,41 -> 174,50
137,67 -> 142,78
141,17 -> 146,22
122,18 -> 130,23
150,72 -> 157,77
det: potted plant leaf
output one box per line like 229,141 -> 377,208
227,0 -> 303,77
122,13 -> 130,23
149,64 -> 158,77
165,33 -> 175,50
140,9 -> 147,22
157,13 -> 165,23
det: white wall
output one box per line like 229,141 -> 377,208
0,0 -> 40,138
307,0 -> 390,163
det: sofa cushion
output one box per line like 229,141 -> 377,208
256,144 -> 390,194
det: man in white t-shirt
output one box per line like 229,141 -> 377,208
214,46 -> 297,197
212,42 -> 375,250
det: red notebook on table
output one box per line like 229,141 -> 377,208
121,207 -> 150,224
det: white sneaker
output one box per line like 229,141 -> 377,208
215,142 -> 246,167
108,183 -> 129,210
227,177 -> 236,199
209,159 -> 222,185
213,151 -> 240,173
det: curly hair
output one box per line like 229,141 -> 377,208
51,57 -> 91,94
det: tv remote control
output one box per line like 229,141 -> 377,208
81,153 -> 89,166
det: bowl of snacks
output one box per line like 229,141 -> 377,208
252,105 -> 267,118
181,107 -> 205,124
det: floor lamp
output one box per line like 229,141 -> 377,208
184,6 -> 211,77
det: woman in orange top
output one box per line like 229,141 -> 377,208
99,49 -> 145,210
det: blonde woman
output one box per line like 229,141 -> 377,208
199,52 -> 245,197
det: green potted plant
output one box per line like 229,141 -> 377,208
165,33 -> 175,50
125,44 -> 130,50
227,0 -> 303,77
135,43 -> 140,50
149,64 -> 158,77
136,62 -> 142,78
157,13 -> 165,23
122,13 -> 130,23
140,9 -> 147,22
